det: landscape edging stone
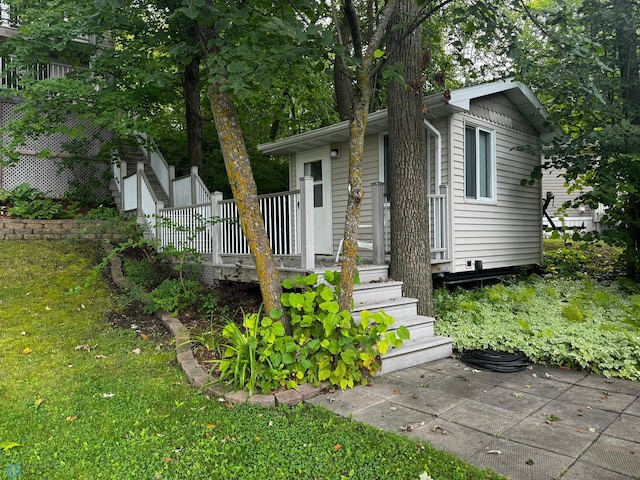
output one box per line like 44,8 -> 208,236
105,239 -> 327,406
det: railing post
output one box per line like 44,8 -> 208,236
190,166 -> 198,205
169,165 -> 175,206
136,161 -> 144,217
440,184 -> 449,261
371,182 -> 385,265
156,200 -> 164,244
119,160 -> 127,210
211,191 -> 223,264
300,176 -> 315,270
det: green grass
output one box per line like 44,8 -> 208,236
435,275 -> 640,380
0,241 -> 503,480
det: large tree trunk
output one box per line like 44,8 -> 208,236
207,84 -> 284,323
387,0 -> 433,316
183,55 -> 203,171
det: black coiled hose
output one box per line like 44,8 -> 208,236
461,350 -> 530,372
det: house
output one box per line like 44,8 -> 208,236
0,2 -> 110,200
258,78 -> 553,281
542,167 -> 604,233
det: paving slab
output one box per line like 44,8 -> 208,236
524,363 -> 588,384
559,460 -> 636,480
468,438 -> 575,480
577,374 -> 640,396
381,365 -> 445,386
601,413 -> 640,442
361,377 -> 420,400
387,386 -> 468,416
500,372 -> 573,399
555,384 -> 637,413
439,399 -> 527,435
350,401 -> 433,432
537,399 -> 619,432
425,372 -> 498,399
307,387 -> 385,417
408,417 -> 499,460
580,434 -> 640,478
625,397 -> 640,417
502,415 -> 598,458
474,386 -> 551,415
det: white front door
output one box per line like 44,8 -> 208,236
297,147 -> 333,254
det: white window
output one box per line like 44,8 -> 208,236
465,125 -> 496,202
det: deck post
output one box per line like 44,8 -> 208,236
371,182 -> 385,265
300,176 -> 315,270
190,166 -> 198,205
169,165 -> 175,206
211,191 -> 223,265
155,200 -> 164,242
119,160 -> 127,209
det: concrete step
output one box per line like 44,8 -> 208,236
379,335 -> 453,375
352,280 -> 404,305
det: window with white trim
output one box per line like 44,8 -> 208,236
465,125 -> 495,201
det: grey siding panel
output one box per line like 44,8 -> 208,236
542,167 -> 594,218
450,94 -> 543,273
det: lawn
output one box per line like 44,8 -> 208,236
0,240 -> 502,480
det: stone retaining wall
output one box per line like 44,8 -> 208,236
0,218 -> 127,241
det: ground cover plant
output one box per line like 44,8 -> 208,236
0,240 -> 503,480
435,241 -> 640,380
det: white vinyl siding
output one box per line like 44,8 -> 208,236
450,93 -> 543,273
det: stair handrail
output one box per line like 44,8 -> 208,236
137,133 -> 171,199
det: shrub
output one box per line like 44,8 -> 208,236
544,239 -> 625,281
214,272 -> 410,395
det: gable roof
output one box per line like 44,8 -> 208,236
258,78 -> 551,156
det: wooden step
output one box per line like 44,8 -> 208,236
351,296 -> 418,322
356,265 -> 389,283
379,335 -> 453,375
388,314 -> 435,339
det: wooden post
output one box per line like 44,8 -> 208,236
371,181 -> 385,265
300,176 -> 315,270
190,166 -> 198,205
211,191 -> 223,264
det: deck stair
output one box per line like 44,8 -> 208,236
111,141 -> 171,212
346,265 -> 453,375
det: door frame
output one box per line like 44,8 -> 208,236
296,146 -> 333,255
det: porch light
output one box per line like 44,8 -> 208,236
330,147 -> 341,159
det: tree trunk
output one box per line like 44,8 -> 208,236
387,0 -> 434,316
206,84 -> 284,324
183,55 -> 204,171
338,80 -> 370,311
333,14 -> 353,121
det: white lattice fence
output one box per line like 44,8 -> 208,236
0,101 -> 112,198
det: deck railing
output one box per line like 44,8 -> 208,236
114,141 -> 449,270
219,190 -> 301,256
383,185 -> 449,262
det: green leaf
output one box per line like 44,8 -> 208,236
318,367 -> 331,381
0,442 -> 20,452
396,325 -> 410,340
374,49 -> 385,58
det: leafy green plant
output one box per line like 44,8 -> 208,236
148,278 -> 203,316
435,276 -> 640,380
213,272 -> 409,395
8,197 -> 67,219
